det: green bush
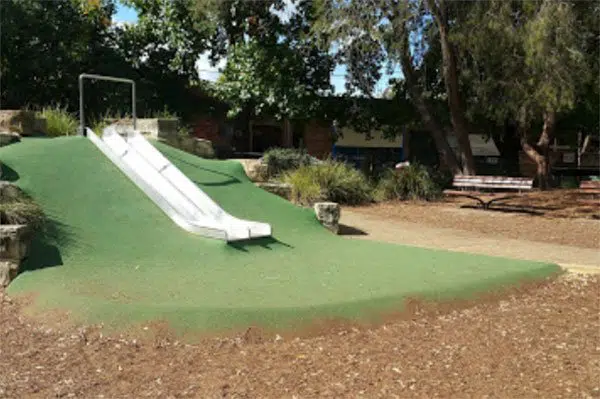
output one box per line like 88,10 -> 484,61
40,106 -> 78,137
262,147 -> 314,178
375,163 -> 442,201
284,159 -> 373,206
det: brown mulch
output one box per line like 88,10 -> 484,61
351,189 -> 600,249
1,274 -> 599,398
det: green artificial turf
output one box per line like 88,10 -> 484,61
0,137 -> 560,333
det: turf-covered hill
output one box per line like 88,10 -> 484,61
0,137 -> 559,333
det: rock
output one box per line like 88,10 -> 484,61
0,225 -> 31,287
314,202 -> 341,234
0,181 -> 24,202
240,160 -> 268,182
193,138 -> 215,159
256,182 -> 292,200
1,225 -> 31,260
165,136 -> 215,159
0,131 -> 21,147
0,260 -> 19,288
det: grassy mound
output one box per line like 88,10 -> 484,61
0,137 -> 560,333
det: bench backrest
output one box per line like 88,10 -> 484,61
580,180 -> 600,190
452,175 -> 534,190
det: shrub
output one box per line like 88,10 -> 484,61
262,147 -> 314,178
40,106 -> 78,137
284,159 -> 373,206
375,163 -> 442,201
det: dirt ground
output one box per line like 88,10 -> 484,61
1,189 -> 599,398
348,189 -> 600,249
1,275 -> 598,398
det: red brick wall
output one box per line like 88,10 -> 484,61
304,121 -> 333,159
193,117 -> 220,141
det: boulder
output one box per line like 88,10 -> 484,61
314,202 -> 341,234
0,224 -> 31,287
239,159 -> 268,182
0,181 -> 24,202
165,136 -> 215,159
0,131 -> 21,147
0,260 -> 19,288
256,182 -> 292,200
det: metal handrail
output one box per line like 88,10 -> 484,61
78,73 -> 136,136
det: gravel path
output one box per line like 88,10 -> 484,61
342,208 -> 600,273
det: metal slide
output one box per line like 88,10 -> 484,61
87,126 -> 272,241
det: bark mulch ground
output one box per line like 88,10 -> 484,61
350,189 -> 599,249
1,274 -> 598,398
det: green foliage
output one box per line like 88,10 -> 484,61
150,106 -> 178,119
40,106 -> 78,137
215,39 -> 332,120
284,160 -> 373,206
455,0 -> 593,127
0,0 -> 121,111
262,147 -> 314,178
375,164 -> 442,202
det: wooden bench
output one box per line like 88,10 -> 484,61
444,175 -> 534,209
579,180 -> 600,193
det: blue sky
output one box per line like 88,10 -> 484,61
114,2 -> 400,96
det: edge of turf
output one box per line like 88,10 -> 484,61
0,137 -> 563,336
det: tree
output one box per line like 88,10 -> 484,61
209,1 -> 333,122
313,0 -> 475,174
455,0 -> 594,188
0,0 -> 119,111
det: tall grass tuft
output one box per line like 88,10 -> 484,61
375,163 -> 442,201
40,106 -> 78,137
262,147 -> 314,179
284,159 -> 373,206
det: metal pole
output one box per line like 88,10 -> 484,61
132,82 -> 136,130
78,73 -> 136,136
79,75 -> 84,136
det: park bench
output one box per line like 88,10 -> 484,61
579,180 -> 600,193
579,180 -> 600,201
444,175 -> 534,210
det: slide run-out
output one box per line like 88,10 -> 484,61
87,126 -> 272,241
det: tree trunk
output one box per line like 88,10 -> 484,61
520,111 -> 555,190
397,19 -> 461,174
426,0 -> 476,175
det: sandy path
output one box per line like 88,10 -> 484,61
341,210 -> 600,273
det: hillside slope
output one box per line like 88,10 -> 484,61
0,137 -> 559,333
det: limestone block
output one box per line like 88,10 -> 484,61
0,260 -> 19,288
256,182 -> 292,200
314,202 -> 341,234
0,225 -> 31,287
0,181 -> 23,202
0,131 -> 21,147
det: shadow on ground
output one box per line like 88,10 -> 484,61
461,204 -> 546,216
20,219 -> 73,272
338,224 -> 368,236
227,236 -> 293,252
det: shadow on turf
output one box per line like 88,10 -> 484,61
20,218 -> 74,272
168,154 -> 242,184
227,236 -> 293,252
0,162 -> 20,182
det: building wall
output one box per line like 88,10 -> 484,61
336,128 -> 403,148
303,121 -> 333,159
193,116 -> 222,145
